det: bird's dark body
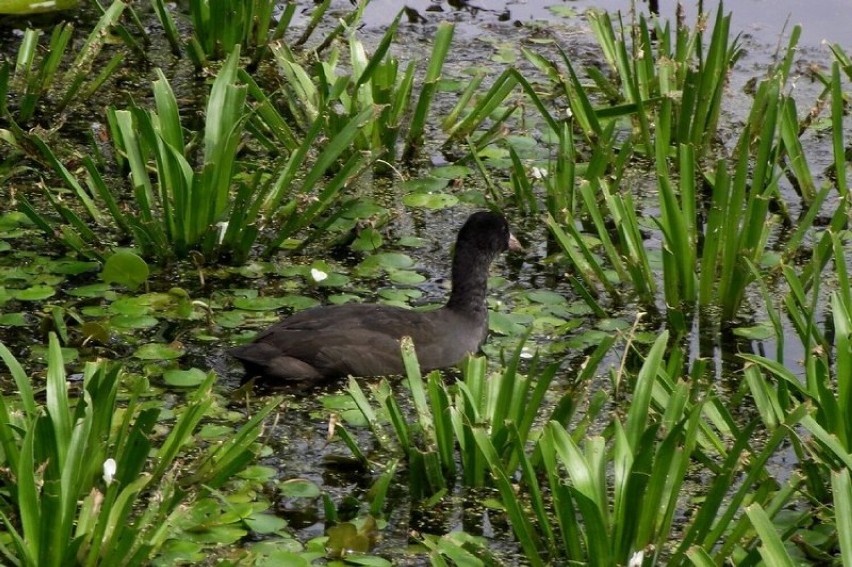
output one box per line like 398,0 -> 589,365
229,211 -> 519,384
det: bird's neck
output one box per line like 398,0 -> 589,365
445,245 -> 492,316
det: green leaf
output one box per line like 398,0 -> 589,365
163,368 -> 207,387
12,285 -> 55,301
402,192 -> 459,209
101,250 -> 149,290
133,343 -> 184,360
279,478 -> 321,499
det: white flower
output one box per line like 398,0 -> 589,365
103,458 -> 117,486
310,268 -> 328,282
628,550 -> 644,567
531,167 -> 548,180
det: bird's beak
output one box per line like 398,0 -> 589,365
508,233 -> 523,252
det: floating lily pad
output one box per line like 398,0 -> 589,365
525,290 -> 567,305
245,512 -> 288,534
109,314 -> 160,329
397,236 -> 426,248
199,424 -> 233,439
431,165 -> 472,179
31,345 -> 78,364
216,310 -> 249,328
0,312 -> 27,326
279,478 -> 321,499
110,297 -> 152,317
67,283 -> 113,298
13,285 -> 56,301
388,269 -> 426,285
488,311 -> 531,336
548,5 -> 577,17
164,368 -> 208,387
734,323 -> 776,340
401,177 -> 449,192
403,192 -> 459,210
49,260 -> 100,275
80,321 -> 110,343
234,295 -> 319,311
134,342 -> 184,360
351,227 -> 384,252
101,250 -> 149,290
238,466 -> 278,482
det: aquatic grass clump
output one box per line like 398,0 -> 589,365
21,47 -> 373,264
0,334 -> 281,566
270,13 -> 455,165
338,335 -> 579,499
0,1 -> 127,126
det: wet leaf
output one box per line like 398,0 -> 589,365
13,285 -> 56,301
111,314 -> 159,329
67,282 -> 113,298
548,5 -> 577,17
351,227 -> 384,252
401,177 -> 449,192
163,368 -> 207,387
244,512 -> 288,534
238,466 -> 277,482
101,250 -> 149,290
431,165 -> 472,179
525,290 -> 567,304
279,478 -> 321,499
234,295 -> 319,311
80,321 -> 110,343
0,312 -> 27,326
403,192 -> 459,210
734,323 -> 775,340
133,342 -> 184,360
388,269 -> 426,285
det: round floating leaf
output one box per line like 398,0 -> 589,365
80,321 -> 110,343
101,251 -> 149,290
351,227 -> 384,252
0,312 -> 27,326
244,513 -> 288,535
164,368 -> 207,387
67,283 -> 113,298
111,314 -> 159,329
134,342 -> 184,360
234,295 -> 319,311
401,177 -> 449,192
279,478 -> 321,499
431,165 -> 472,179
525,290 -> 567,305
734,323 -> 775,340
345,556 -> 392,567
238,466 -> 278,482
488,311 -> 530,336
13,285 -> 56,301
199,424 -> 233,439
388,269 -> 426,285
110,297 -> 152,317
49,260 -> 100,275
403,192 -> 459,210
363,253 -> 414,271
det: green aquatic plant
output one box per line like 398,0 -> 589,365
21,47 -> 373,264
0,334 -> 281,566
0,1 -> 127,126
270,13 -> 455,165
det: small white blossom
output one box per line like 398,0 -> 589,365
628,550 -> 644,567
531,167 -> 548,180
310,268 -> 328,282
103,458 -> 117,486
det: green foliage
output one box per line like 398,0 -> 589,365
21,48 -> 373,264
0,334 -> 281,566
0,1 -> 127,126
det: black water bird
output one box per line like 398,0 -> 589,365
230,211 -> 521,384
